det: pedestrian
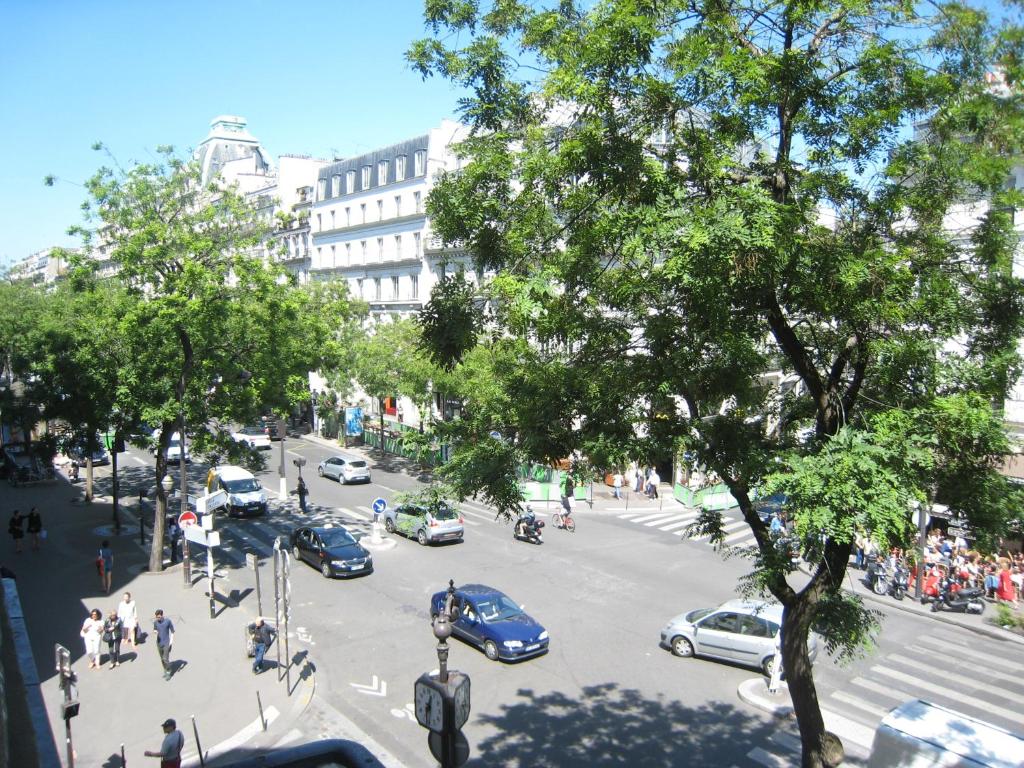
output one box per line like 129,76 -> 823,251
26,507 -> 42,551
80,608 -> 103,669
251,618 -> 276,674
770,511 -> 785,537
635,467 -> 645,493
646,468 -> 661,499
612,471 -> 623,500
117,591 -> 139,649
8,509 -> 24,554
167,520 -> 181,565
296,476 -> 308,513
996,559 -> 1018,606
103,609 -> 123,668
144,718 -> 185,768
153,609 -> 175,680
98,539 -> 113,594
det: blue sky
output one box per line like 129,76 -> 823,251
0,0 -> 465,266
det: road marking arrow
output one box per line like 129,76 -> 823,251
350,674 -> 387,697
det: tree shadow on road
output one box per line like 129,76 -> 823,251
473,682 -> 774,767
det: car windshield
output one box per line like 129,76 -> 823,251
320,529 -> 356,548
685,608 -> 714,623
169,439 -> 181,449
475,595 -> 523,622
224,478 -> 260,493
346,460 -> 367,468
240,427 -> 264,435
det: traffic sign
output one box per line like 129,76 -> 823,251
178,510 -> 198,528
372,498 -> 387,515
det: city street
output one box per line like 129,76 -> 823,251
73,438 -> 1024,767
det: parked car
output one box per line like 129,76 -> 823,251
290,525 -> 372,578
660,599 -> 817,675
429,584 -> 548,661
383,502 -> 463,545
231,425 -> 272,451
206,465 -> 268,517
317,454 -> 371,484
152,431 -> 191,464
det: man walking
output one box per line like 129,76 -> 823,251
153,609 -> 175,680
251,618 -> 276,674
144,718 -> 184,767
296,476 -> 309,514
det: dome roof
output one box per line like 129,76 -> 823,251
194,115 -> 272,185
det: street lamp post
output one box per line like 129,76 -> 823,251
179,415 -> 191,588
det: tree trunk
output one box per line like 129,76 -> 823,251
782,596 -> 829,768
85,456 -> 94,502
148,424 -> 173,572
111,439 -> 120,535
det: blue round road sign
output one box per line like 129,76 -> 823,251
372,498 -> 387,514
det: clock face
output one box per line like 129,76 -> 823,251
415,681 -> 444,732
453,675 -> 471,729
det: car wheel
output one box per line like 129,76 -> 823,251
417,529 -> 428,546
384,518 -> 396,533
483,640 -> 500,661
293,546 -> 302,562
317,466 -> 324,477
671,636 -> 694,658
762,656 -> 778,677
340,475 -> 348,485
321,562 -> 332,578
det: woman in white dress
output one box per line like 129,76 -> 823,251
116,592 -> 138,648
80,608 -> 103,669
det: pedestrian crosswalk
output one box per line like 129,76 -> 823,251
740,627 -> 1024,766
616,508 -> 760,549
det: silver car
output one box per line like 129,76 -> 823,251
317,455 -> 371,484
382,503 -> 464,545
660,599 -> 817,675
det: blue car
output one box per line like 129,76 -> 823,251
429,584 -> 549,662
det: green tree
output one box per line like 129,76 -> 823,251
411,2 -> 1024,764
73,147 -> 360,572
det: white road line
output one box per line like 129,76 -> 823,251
643,514 -> 687,527
132,456 -> 148,466
904,645 -> 1022,686
721,520 -> 748,532
915,634 -> 1024,673
768,731 -> 801,752
182,706 -> 279,768
886,654 -> 1024,706
724,528 -> 755,543
630,512 -> 676,524
871,665 -> 996,713
748,747 -> 791,767
658,520 -> 694,532
822,709 -> 875,752
849,676 -> 908,704
457,507 -> 495,524
340,507 -> 370,521
273,728 -> 303,749
830,690 -> 889,719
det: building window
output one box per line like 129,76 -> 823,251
331,174 -> 341,197
395,234 -> 402,259
360,203 -> 366,224
316,246 -> 322,268
361,240 -> 367,262
330,244 -> 336,267
414,231 -> 421,256
377,160 -> 389,185
316,213 -> 322,232
374,277 -> 381,300
377,199 -> 383,221
330,210 -> 336,229
377,237 -> 384,262
361,165 -> 371,189
414,150 -> 426,176
414,191 -> 422,213
394,195 -> 402,217
317,179 -> 327,199
345,207 -> 351,226
346,170 -> 355,193
396,155 -> 407,179
358,278 -> 364,298
345,242 -> 351,266
391,276 -> 399,300
410,274 -> 418,299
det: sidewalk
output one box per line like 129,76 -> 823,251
0,470 -> 313,767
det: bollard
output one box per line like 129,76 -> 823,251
120,743 -> 126,767
257,691 -> 267,731
191,714 -> 205,767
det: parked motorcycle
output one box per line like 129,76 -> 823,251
513,508 -> 545,545
865,559 -> 889,596
888,563 -> 910,601
931,579 -> 986,614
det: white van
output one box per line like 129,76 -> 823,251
868,699 -> 1024,768
206,465 -> 268,517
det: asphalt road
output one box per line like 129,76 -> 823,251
95,439 -> 1024,767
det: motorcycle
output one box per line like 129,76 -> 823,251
513,508 -> 545,545
931,579 -> 986,614
865,560 -> 889,596
888,563 -> 910,601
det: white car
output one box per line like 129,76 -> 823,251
152,431 -> 191,463
231,425 -> 272,451
317,455 -> 371,484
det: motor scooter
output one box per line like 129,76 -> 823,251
888,563 -> 910,600
513,508 -> 544,545
931,578 -> 985,614
864,559 -> 889,595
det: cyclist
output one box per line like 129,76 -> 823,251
558,474 -> 575,528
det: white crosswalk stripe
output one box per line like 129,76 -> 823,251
915,633 -> 1024,673
643,513 -> 687,527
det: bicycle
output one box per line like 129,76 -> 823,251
551,511 -> 576,532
